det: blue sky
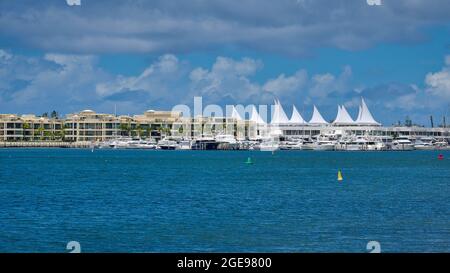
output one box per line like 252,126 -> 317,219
0,0 -> 450,125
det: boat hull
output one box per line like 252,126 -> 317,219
391,144 -> 415,151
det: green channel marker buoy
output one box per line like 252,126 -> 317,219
245,157 -> 253,164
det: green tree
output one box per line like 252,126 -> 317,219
157,126 -> 170,137
35,126 -> 44,141
120,123 -> 131,136
54,129 -> 65,141
164,127 -> 171,136
136,124 -> 143,139
44,130 -> 52,140
21,123 -> 31,142
51,110 -> 58,119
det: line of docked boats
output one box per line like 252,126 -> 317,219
279,135 -> 450,151
95,134 -> 450,151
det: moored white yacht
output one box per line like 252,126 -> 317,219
279,140 -> 303,150
366,139 -> 386,151
215,134 -> 240,149
335,136 -> 384,151
301,139 -> 315,150
414,137 -> 435,150
177,139 -> 192,150
391,136 -> 415,151
158,138 -> 179,150
98,137 -> 157,149
313,139 -> 336,151
126,139 -> 157,149
258,138 -> 280,152
434,140 -> 450,150
191,135 -> 220,150
339,137 -> 365,151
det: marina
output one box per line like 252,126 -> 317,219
2,133 -> 449,151
2,99 -> 450,151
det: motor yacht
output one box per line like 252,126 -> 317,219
391,136 -> 415,151
158,138 -> 179,150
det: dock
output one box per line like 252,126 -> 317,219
0,141 -> 93,148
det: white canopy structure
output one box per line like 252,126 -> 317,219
231,106 -> 243,121
333,105 -> 355,125
355,98 -> 380,126
356,105 -> 362,122
289,105 -> 307,124
271,99 -> 289,124
250,105 -> 266,125
244,98 -> 380,127
309,105 -> 329,125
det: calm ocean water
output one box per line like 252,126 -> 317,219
0,148 -> 449,252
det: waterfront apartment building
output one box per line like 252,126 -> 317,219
0,110 -> 254,142
0,114 -> 63,142
61,109 -> 185,142
0,110 -> 179,142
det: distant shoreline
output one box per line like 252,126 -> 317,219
0,141 -> 92,148
1,142 -> 449,151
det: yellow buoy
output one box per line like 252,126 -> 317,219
337,170 -> 343,181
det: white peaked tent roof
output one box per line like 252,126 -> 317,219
355,98 -> 380,126
231,106 -> 243,121
250,105 -> 266,124
271,99 -> 289,124
289,105 -> 306,124
309,105 -> 329,125
333,105 -> 355,125
356,105 -> 362,122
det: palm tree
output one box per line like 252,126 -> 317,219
60,129 -> 66,141
22,123 -> 31,142
136,124 -> 143,139
36,126 -> 44,141
43,130 -> 51,141
157,126 -> 163,138
120,123 -> 131,136
54,129 -> 65,141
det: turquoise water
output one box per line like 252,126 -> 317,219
0,148 -> 449,252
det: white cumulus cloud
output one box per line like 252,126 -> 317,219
425,55 -> 450,99
66,0 -> 81,6
263,70 -> 308,96
1,0 -> 449,55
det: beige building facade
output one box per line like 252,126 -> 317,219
0,110 -> 254,142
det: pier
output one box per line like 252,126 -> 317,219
0,141 -> 93,148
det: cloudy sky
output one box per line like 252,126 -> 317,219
0,0 -> 450,125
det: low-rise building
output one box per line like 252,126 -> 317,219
1,105 -> 450,142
